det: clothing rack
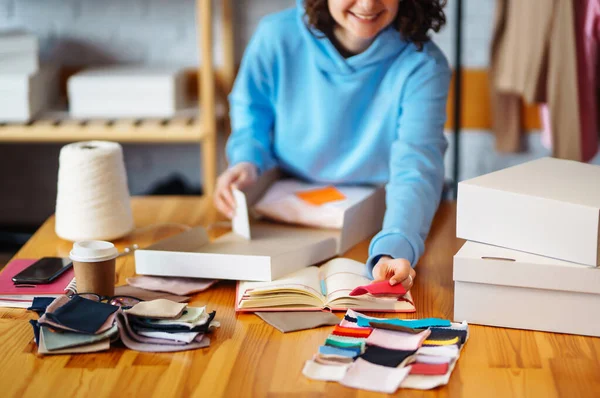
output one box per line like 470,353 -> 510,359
453,0 -> 463,199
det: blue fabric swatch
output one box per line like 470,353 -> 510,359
29,320 -> 40,346
318,345 -> 359,358
356,316 -> 451,329
27,297 -> 55,315
47,296 -> 119,334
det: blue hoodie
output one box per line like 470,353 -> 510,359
227,1 -> 451,275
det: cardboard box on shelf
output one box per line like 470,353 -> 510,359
457,157 -> 600,266
135,169 -> 385,282
453,241 -> 600,337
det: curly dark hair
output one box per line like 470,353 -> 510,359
304,0 -> 447,51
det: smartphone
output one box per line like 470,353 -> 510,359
12,257 -> 73,284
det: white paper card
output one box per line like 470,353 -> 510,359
232,188 -> 251,240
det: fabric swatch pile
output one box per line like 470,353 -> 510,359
302,309 -> 469,392
28,296 -> 218,354
29,296 -> 119,354
118,299 -> 218,352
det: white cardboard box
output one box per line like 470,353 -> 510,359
454,241 -> 600,337
68,66 -> 187,118
135,169 -> 385,281
0,30 -> 38,55
457,157 -> 600,266
0,52 -> 38,73
0,65 -> 58,122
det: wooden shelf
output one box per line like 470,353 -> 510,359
0,105 -> 225,144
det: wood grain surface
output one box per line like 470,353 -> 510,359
0,196 -> 599,397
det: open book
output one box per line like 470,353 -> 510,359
236,258 -> 415,313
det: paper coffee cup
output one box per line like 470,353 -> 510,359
70,240 -> 118,297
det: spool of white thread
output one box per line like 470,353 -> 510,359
55,141 -> 134,242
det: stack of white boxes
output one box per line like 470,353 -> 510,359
0,30 -> 58,122
454,157 -> 600,337
67,66 -> 188,119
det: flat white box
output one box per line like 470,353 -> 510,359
453,241 -> 600,337
135,170 -> 385,281
457,157 -> 600,266
0,65 -> 58,122
68,66 -> 187,118
0,52 -> 38,73
0,30 -> 38,55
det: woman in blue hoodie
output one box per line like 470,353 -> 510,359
215,0 -> 450,291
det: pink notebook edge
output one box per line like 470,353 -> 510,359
0,258 -> 74,295
234,281 -> 417,313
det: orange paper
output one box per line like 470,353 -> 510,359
295,186 -> 346,206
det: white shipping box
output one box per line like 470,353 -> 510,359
0,30 -> 38,55
457,157 -> 600,266
68,66 -> 187,118
0,65 -> 58,122
454,241 -> 600,337
0,52 -> 38,73
135,169 -> 385,281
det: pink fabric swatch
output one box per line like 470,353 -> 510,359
340,358 -> 410,394
126,276 -> 217,296
349,280 -> 406,297
409,362 -> 449,376
366,328 -> 431,351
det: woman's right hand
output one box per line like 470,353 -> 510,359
214,162 -> 259,219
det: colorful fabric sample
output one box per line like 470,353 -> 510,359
340,358 -> 410,393
359,345 -> 416,368
124,299 -> 187,320
366,328 -> 431,351
302,359 -> 350,382
349,280 -> 406,297
332,325 -> 372,338
356,316 -> 451,329
409,362 -> 450,376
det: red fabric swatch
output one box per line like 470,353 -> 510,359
332,325 -> 373,338
409,362 -> 449,376
349,280 -> 406,297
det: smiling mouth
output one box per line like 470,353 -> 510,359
349,10 -> 384,21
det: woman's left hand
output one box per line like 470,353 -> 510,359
372,256 -> 416,291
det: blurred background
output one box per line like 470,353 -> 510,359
1,0 -> 599,263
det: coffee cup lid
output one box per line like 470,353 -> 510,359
70,240 -> 119,263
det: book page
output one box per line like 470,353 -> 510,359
238,266 -> 322,300
321,258 -> 371,303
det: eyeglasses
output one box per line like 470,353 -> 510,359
74,293 -> 142,308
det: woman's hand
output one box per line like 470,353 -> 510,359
214,162 -> 258,218
372,256 -> 416,291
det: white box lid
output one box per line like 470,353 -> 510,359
459,157 -> 600,209
68,66 -> 185,93
453,241 -> 600,295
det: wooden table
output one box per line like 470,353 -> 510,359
1,197 -> 599,397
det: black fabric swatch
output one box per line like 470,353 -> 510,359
359,345 -> 416,367
344,315 -> 358,323
47,296 -> 119,334
129,311 -> 216,333
29,320 -> 40,346
27,297 -> 55,315
427,328 -> 468,346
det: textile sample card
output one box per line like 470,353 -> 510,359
318,345 -> 360,358
340,358 -> 411,394
422,337 -> 460,346
302,359 -> 351,382
409,362 -> 450,376
359,345 -> 417,368
349,280 -> 406,297
366,328 -> 431,351
124,299 -> 187,319
125,275 -> 217,296
356,316 -> 451,329
255,311 -> 340,333
332,325 -> 372,338
303,309 -> 469,392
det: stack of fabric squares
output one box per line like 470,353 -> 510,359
117,299 -> 218,352
303,309 -> 469,392
29,296 -> 119,355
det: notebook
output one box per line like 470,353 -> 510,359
236,258 -> 415,313
0,259 -> 76,308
